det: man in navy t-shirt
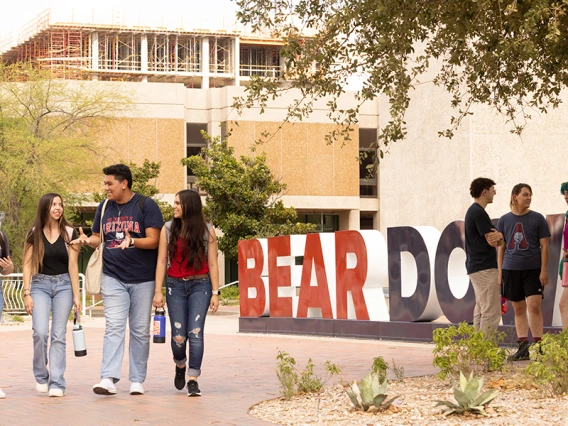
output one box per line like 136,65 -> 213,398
465,178 -> 504,333
73,164 -> 164,396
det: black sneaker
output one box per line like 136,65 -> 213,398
509,340 -> 530,361
174,366 -> 186,390
187,380 -> 201,397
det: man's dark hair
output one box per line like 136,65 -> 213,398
469,177 -> 496,198
103,164 -> 133,189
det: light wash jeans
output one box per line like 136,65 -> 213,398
30,273 -> 73,391
100,274 -> 154,383
165,277 -> 212,377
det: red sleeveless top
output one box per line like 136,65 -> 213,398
167,238 -> 209,278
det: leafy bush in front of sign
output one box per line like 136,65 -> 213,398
276,351 -> 340,400
525,329 -> 568,396
432,322 -> 507,380
435,371 -> 498,416
371,356 -> 405,382
345,372 -> 399,412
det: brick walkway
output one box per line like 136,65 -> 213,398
0,307 -> 437,425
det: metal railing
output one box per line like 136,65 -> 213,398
1,273 -> 87,317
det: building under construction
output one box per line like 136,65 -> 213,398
0,9 -> 283,87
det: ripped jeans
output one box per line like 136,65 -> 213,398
165,277 -> 212,378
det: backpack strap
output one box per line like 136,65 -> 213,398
138,195 -> 147,214
165,220 -> 172,268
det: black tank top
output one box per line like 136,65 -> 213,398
39,230 -> 77,275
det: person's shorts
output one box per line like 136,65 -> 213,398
501,269 -> 543,302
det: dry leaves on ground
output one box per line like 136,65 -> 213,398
249,366 -> 567,425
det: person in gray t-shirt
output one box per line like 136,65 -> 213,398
497,183 -> 550,361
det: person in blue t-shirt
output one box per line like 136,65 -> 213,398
72,164 -> 164,396
497,183 -> 550,361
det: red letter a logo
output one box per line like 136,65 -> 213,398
507,222 -> 529,250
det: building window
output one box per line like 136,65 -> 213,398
297,213 -> 339,233
360,214 -> 374,230
186,123 -> 208,191
359,128 -> 378,198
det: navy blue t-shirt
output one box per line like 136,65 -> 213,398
92,194 -> 164,283
497,210 -> 550,270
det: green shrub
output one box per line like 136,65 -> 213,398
371,356 -> 389,383
432,322 -> 507,380
525,329 -> 568,396
276,351 -> 340,400
220,285 -> 240,305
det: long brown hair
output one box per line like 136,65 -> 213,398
509,183 -> 532,213
0,232 -> 7,258
168,190 -> 208,271
25,193 -> 72,275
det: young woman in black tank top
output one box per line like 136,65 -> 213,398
22,193 -> 82,397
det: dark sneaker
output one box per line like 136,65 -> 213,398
187,380 -> 201,397
174,366 -> 186,390
509,340 -> 530,361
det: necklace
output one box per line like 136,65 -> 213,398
116,193 -> 135,218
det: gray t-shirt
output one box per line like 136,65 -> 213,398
497,210 -> 550,270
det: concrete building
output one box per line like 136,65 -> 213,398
0,9 -> 381,283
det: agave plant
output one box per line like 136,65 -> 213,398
435,371 -> 498,416
345,372 -> 399,412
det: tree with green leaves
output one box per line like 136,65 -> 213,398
234,0 -> 568,159
181,133 -> 316,260
0,63 -> 131,268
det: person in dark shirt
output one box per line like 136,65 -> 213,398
497,183 -> 550,361
72,164 -> 164,396
22,193 -> 81,397
465,178 -> 504,333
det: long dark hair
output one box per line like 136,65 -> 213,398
25,193 -> 72,275
0,232 -> 7,258
168,190 -> 208,271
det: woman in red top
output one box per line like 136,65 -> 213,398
154,189 -> 219,396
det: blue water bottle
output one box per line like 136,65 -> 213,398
153,308 -> 166,343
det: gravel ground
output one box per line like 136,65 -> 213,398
249,365 -> 567,425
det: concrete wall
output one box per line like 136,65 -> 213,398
379,80 -> 568,234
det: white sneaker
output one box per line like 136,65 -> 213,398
48,388 -> 66,397
0,388 -> 5,399
129,382 -> 144,395
93,378 -> 117,395
36,382 -> 48,393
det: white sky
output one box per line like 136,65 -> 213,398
0,0 -> 239,37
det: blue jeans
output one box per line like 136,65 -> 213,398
100,274 -> 154,383
30,273 -> 73,391
166,277 -> 212,377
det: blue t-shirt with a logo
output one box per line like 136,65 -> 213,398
92,193 -> 164,283
497,210 -> 550,270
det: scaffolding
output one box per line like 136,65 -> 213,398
210,37 -> 233,74
0,9 -> 284,84
99,33 -> 141,71
239,44 -> 281,77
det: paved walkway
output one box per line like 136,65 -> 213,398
0,307 -> 437,425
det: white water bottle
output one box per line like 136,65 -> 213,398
72,312 -> 87,357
